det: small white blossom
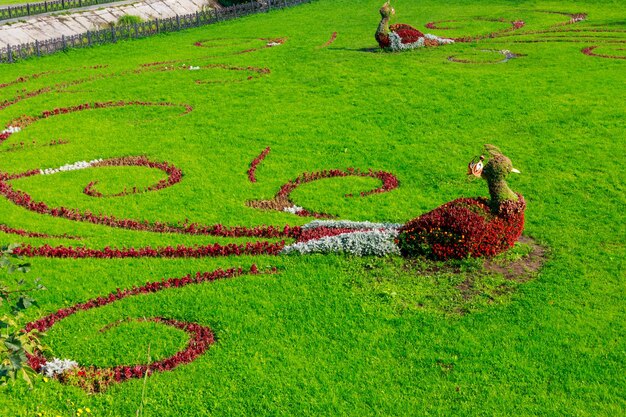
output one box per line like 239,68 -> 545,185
283,205 -> 304,214
1,126 -> 21,135
40,358 -> 78,378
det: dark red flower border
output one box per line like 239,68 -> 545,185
83,156 -> 183,198
248,147 -> 271,183
0,224 -> 81,240
424,17 -> 525,43
25,265 -> 272,392
14,241 -> 285,259
581,45 -> 626,59
248,168 -> 399,218
319,32 -> 338,49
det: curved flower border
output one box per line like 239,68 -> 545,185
247,147 -> 271,183
247,167 -> 399,218
26,265 -> 271,392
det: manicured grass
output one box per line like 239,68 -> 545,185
1,0 -> 625,415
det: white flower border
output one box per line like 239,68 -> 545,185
283,220 -> 401,256
40,159 -> 103,175
388,33 -> 454,52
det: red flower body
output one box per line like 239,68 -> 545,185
397,195 -> 525,260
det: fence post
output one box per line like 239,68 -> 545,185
87,30 -> 91,45
27,3 -> 30,16
7,45 -> 12,63
79,0 -> 82,7
45,1 -> 48,12
111,26 -> 116,42
196,11 -> 199,26
62,35 -> 66,49
176,14 -> 180,30
62,0 -> 65,9
35,39 -> 40,56
134,22 -> 138,37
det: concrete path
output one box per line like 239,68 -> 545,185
0,0 -> 214,48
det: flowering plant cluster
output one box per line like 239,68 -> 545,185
396,196 -> 526,260
0,173 -> 303,239
2,138 -> 68,154
40,159 -> 103,176
248,147 -> 271,183
448,49 -> 524,64
283,229 -> 400,256
319,32 -> 338,48
387,32 -> 454,51
14,241 -> 285,259
426,18 -> 526,43
0,224 -> 80,240
581,45 -> 626,60
40,358 -> 78,378
249,167 -> 399,218
282,220 -> 401,256
83,156 -> 183,197
25,266 -> 269,392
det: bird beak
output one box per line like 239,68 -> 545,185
511,168 -> 521,174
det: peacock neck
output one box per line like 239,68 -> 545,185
487,179 -> 518,211
377,16 -> 391,36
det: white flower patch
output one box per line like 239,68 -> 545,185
40,358 -> 79,378
266,42 -> 282,47
283,205 -> 304,214
282,229 -> 400,256
188,66 -> 200,71
302,219 -> 403,230
2,126 -> 21,135
423,33 -> 455,45
40,159 -> 103,175
388,33 -> 454,52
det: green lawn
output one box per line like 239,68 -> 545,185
1,0 -> 625,415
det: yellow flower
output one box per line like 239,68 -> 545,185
86,409 -> 92,414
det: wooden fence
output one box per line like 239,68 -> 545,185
0,0 -> 121,21
0,0 -> 311,63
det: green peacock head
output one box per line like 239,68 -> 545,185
380,1 -> 396,18
468,144 -> 521,207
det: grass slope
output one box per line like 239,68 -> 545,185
1,0 -> 625,415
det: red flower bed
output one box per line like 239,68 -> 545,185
248,167 -> 399,218
14,241 -> 285,259
424,18 -> 525,43
581,45 -> 626,59
279,168 -> 398,200
25,265 -> 272,392
0,224 -> 80,240
83,156 -> 183,198
320,32 -> 338,48
248,147 -> 271,183
397,196 -> 526,260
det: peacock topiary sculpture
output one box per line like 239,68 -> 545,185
376,1 -> 454,51
397,145 -> 526,260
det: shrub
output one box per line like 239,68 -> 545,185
219,0 -> 250,6
116,15 -> 143,27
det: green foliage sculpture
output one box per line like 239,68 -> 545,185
397,145 -> 526,260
